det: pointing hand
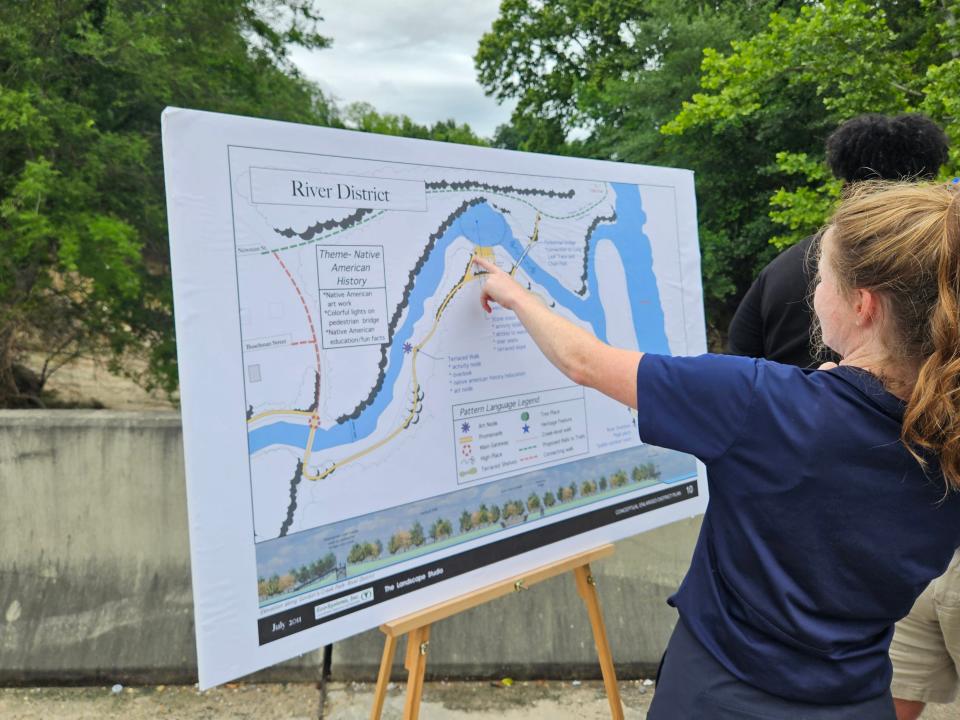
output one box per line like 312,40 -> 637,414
473,256 -> 528,313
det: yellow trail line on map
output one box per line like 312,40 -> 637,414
247,409 -> 315,423
510,213 -> 540,277
248,212 -> 536,430
302,249 -> 492,481
258,219 -> 540,482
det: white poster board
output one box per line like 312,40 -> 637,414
162,108 -> 708,688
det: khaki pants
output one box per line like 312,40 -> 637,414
890,549 -> 960,704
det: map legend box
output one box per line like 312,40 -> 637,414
452,386 -> 589,484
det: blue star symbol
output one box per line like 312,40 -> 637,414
460,422 -> 470,434
522,423 -> 530,433
402,342 -> 413,354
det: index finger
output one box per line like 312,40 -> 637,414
472,255 -> 500,273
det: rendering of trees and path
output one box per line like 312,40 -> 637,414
258,461 -> 664,602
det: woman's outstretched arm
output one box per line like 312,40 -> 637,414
474,256 -> 642,409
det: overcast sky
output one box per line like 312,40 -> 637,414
289,1 -> 515,139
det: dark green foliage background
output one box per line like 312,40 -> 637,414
2,0 -> 957,406
477,0 -> 959,341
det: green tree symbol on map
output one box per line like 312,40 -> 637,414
410,521 -> 425,547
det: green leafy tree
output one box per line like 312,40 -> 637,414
347,543 -> 366,564
410,521 -> 425,547
663,0 -> 960,252
527,492 -> 541,512
502,499 -> 525,520
475,1 -> 831,338
476,0 -> 654,139
543,490 -> 556,507
0,0 -> 336,406
266,573 -> 281,596
488,504 -> 501,523
344,102 -> 488,147
430,518 -> 452,542
389,530 -> 412,555
599,476 -> 608,491
311,553 -> 335,579
459,510 -> 473,533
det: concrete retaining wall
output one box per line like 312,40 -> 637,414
0,411 -> 700,685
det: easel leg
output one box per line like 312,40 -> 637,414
402,624 -> 431,720
370,632 -> 397,720
574,564 -> 624,720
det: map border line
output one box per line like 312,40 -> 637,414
228,143 -> 688,548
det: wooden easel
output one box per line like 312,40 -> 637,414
369,544 -> 623,720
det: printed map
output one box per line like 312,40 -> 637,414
164,109 -> 705,686
226,146 -> 699,614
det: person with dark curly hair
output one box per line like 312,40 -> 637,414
826,113 -> 950,184
727,113 -> 949,368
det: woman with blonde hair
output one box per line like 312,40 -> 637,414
474,181 -> 960,718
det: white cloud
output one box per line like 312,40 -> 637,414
290,1 -> 515,137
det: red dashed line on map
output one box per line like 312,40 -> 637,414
272,252 -> 321,408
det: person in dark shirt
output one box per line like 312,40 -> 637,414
473,180 -> 960,717
727,113 -> 949,368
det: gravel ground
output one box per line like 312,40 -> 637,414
2,681 -> 959,719
0,681 -> 653,719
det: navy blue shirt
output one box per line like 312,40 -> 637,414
636,353 -> 960,702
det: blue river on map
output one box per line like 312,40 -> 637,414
248,183 -> 668,455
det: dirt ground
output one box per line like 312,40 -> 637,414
29,352 -> 176,411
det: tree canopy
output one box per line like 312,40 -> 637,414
664,0 -> 960,249
5,1 -> 959,406
477,0 -> 960,339
342,102 -> 488,146
0,0 -> 337,406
